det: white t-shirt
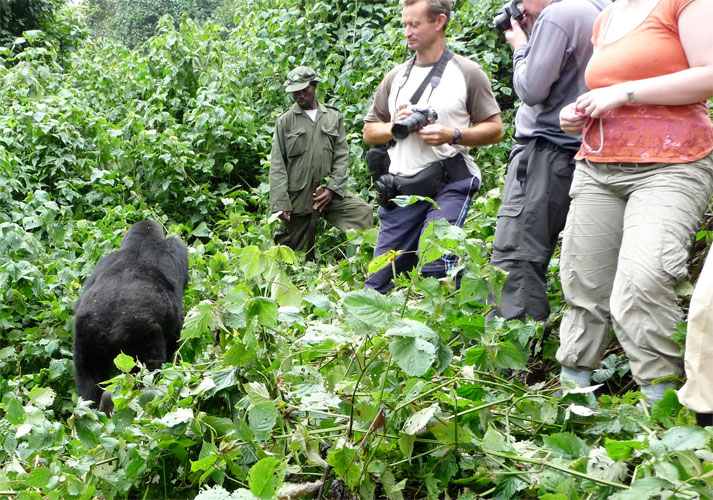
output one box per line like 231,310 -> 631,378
365,53 -> 500,179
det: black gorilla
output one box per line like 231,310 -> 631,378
73,220 -> 189,410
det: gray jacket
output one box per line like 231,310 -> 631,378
513,0 -> 610,151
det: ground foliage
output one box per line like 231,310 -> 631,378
1,1 -> 713,499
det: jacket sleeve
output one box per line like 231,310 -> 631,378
269,120 -> 292,213
513,18 -> 570,106
325,113 -> 348,198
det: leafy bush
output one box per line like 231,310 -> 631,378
85,0 -> 221,47
0,0 -> 62,48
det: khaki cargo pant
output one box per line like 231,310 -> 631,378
556,153 -> 713,386
274,192 -> 373,258
679,250 -> 713,413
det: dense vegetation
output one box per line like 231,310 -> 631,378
1,0 -> 712,499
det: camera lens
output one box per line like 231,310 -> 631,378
391,112 -> 428,140
493,10 -> 512,31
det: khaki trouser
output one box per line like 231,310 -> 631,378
556,153 -> 713,385
679,251 -> 713,413
274,193 -> 373,259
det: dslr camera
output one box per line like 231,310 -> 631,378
391,106 -> 439,140
493,0 -> 525,32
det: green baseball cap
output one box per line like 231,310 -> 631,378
284,66 -> 321,92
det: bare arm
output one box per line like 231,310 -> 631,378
363,103 -> 413,145
418,113 -> 504,147
576,0 -> 713,117
363,121 -> 394,146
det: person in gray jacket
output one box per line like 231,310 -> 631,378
489,0 -> 609,329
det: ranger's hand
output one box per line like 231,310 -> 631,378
312,187 -> 334,212
280,210 -> 292,222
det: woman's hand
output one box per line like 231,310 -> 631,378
575,85 -> 629,118
559,102 -> 587,135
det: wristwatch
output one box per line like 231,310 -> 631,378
450,127 -> 462,145
626,87 -> 635,104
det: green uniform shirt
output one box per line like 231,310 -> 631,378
269,102 -> 349,215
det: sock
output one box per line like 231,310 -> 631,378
639,382 -> 677,405
560,366 -> 593,388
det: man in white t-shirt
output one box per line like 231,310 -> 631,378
363,0 -> 503,293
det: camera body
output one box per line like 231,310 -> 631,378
374,174 -> 398,209
391,106 -> 439,140
493,0 -> 525,32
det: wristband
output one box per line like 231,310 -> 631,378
450,127 -> 462,145
626,86 -> 635,104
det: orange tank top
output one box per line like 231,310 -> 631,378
576,0 -> 713,163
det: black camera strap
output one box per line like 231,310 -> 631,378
394,47 -> 454,107
367,48 -> 454,181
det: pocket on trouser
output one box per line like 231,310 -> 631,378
659,221 -> 694,282
493,203 -> 524,253
567,161 -> 589,199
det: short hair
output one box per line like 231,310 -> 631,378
403,0 -> 452,30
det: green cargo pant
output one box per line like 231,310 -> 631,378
274,192 -> 373,259
556,153 -> 713,385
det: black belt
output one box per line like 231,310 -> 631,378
515,137 -> 575,184
516,137 -> 573,154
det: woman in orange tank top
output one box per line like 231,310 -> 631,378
555,0 -> 713,426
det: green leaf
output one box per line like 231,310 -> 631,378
29,387 -> 55,408
343,289 -> 395,333
481,427 -> 514,453
248,401 -> 279,441
249,297 -> 278,328
381,470 -> 406,500
388,333 -> 437,377
327,445 -> 361,489
368,250 -> 401,274
181,301 -> 215,340
401,403 -> 439,435
543,432 -> 590,458
493,341 -> 527,371
159,408 -> 194,427
240,245 -> 266,280
24,467 -> 51,488
191,454 -> 218,472
272,271 -> 301,307
672,450 -> 702,479
604,438 -> 645,461
464,346 -> 487,369
74,417 -> 100,447
399,433 -> 415,460
222,290 -> 250,330
660,426 -> 709,451
458,274 -> 489,306
609,477 -> 673,500
5,398 -> 26,425
248,457 -> 285,499
114,352 -> 136,373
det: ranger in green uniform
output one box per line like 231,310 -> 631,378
269,66 -> 373,258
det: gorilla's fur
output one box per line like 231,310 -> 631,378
73,220 -> 189,410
